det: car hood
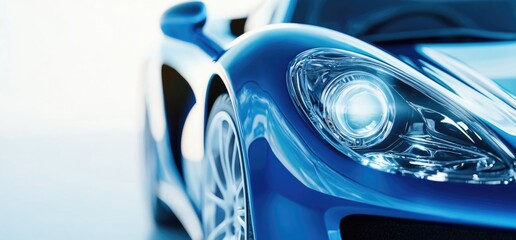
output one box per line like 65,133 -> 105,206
416,41 -> 516,97
383,41 -> 516,147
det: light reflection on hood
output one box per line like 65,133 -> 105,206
419,42 -> 516,97
417,42 -> 516,137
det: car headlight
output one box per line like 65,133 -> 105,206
288,48 -> 515,184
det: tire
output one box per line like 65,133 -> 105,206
203,94 -> 254,240
144,110 -> 181,227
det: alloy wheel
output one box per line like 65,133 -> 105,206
204,110 -> 247,240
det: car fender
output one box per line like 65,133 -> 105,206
213,23 -> 516,239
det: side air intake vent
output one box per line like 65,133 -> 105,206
340,215 -> 516,240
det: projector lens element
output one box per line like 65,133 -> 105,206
324,72 -> 395,148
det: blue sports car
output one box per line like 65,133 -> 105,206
143,0 -> 516,239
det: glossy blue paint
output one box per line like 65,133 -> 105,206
160,1 -> 223,58
149,2 -> 516,239
214,25 -> 516,239
379,42 -> 516,149
420,42 -> 516,96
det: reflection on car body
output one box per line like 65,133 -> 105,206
144,0 -> 516,239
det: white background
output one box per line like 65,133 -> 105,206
0,0 -> 189,239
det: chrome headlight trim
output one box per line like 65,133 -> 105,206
288,48 -> 515,184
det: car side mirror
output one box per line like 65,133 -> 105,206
160,1 -> 222,58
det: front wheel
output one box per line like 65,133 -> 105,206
203,94 -> 253,240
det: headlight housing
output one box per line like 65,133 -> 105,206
288,48 -> 515,184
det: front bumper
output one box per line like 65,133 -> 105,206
247,138 -> 516,240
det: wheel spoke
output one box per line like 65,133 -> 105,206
230,139 -> 238,189
239,224 -> 246,240
208,150 -> 226,193
235,208 -> 245,217
236,179 -> 244,196
235,229 -> 242,240
205,190 -> 225,207
236,212 -> 246,229
207,218 -> 230,240
218,121 -> 226,174
220,125 -> 234,188
218,121 -> 225,160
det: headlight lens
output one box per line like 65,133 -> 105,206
324,72 -> 395,148
288,48 -> 515,184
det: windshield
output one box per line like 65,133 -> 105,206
289,0 -> 516,42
